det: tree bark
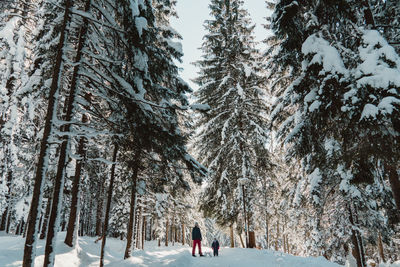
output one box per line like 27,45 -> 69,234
230,225 -> 234,248
22,2 -> 72,266
182,222 -> 185,245
387,164 -> 400,212
136,206 -> 142,249
378,232 -> 386,263
95,178 -> 105,237
64,113 -> 89,247
40,196 -> 52,240
0,208 -> 8,231
242,185 -> 249,248
239,231 -> 245,248
361,0 -> 376,28
124,161 -> 140,259
99,145 -> 118,267
141,216 -> 145,250
349,205 -> 366,267
265,217 -> 269,249
165,220 -> 169,247
45,0 -> 91,261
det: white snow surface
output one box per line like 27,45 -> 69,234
0,231 -> 376,267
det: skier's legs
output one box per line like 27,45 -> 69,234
192,240 -> 197,255
198,240 -> 202,255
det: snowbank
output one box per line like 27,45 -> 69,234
0,231 -> 398,267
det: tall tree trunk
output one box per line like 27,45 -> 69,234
95,178 -> 105,236
44,0 -> 91,263
361,0 -> 376,28
242,185 -> 249,248
230,224 -> 234,248
22,2 -> 72,266
40,196 -> 52,240
64,113 -> 89,247
239,231 -> 245,248
0,208 -> 8,231
141,216 -> 145,250
349,205 -> 366,267
386,164 -> 400,212
136,206 -> 142,249
265,216 -> 269,249
99,145 -> 118,267
173,221 -> 177,245
124,160 -> 140,259
182,222 -> 185,245
165,220 -> 169,247
378,232 -> 386,263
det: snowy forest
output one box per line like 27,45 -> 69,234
0,0 -> 399,267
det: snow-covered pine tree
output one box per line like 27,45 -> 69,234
22,0 -> 74,265
0,0 -> 39,234
194,0 -> 270,234
269,0 -> 400,264
370,0 -> 400,54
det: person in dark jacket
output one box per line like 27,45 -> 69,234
211,238 -> 220,256
192,222 -> 204,257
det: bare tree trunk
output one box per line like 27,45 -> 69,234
165,220 -> 169,247
40,196 -> 52,240
95,179 -> 105,237
387,164 -> 400,212
283,235 -> 286,253
182,222 -> 185,245
64,109 -> 89,247
22,2 -> 72,266
378,232 -> 386,263
0,208 -> 8,231
174,221 -> 177,244
265,217 -> 269,249
124,161 -> 139,259
361,0 -> 376,28
99,145 -> 118,267
230,225 -> 234,248
44,0 -> 92,263
276,220 -> 280,251
239,231 -> 245,248
141,216 -> 145,250
349,205 -> 366,267
242,185 -> 249,248
136,206 -> 142,249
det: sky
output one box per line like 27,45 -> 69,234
170,0 -> 269,89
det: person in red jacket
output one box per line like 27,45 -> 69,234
211,238 -> 220,256
192,222 -> 204,257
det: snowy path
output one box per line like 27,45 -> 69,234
1,231 -> 396,267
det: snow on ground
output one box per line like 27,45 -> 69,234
0,231 -> 399,267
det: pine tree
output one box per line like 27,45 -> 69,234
269,0 -> 400,264
194,0 -> 270,230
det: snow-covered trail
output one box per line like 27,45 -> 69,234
0,232 -> 398,267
